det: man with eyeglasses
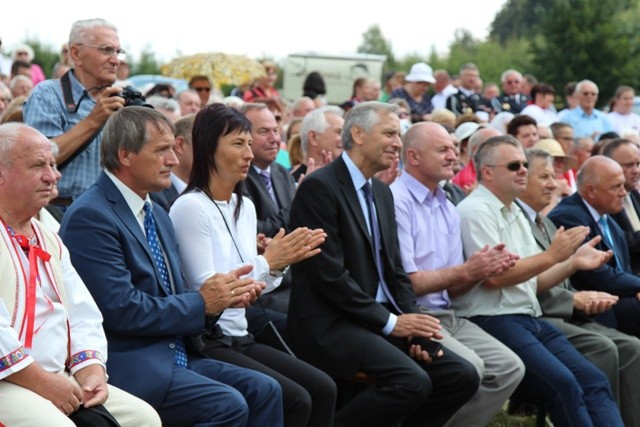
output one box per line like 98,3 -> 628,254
558,79 -> 614,139
24,18 -> 126,208
188,75 -> 213,108
454,134 -> 623,426
489,69 -> 529,114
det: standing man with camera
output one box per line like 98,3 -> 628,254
24,18 -> 126,207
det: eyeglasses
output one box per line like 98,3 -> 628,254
77,44 -> 126,60
506,80 -> 521,84
486,161 -> 528,171
581,92 -> 598,96
398,112 -> 410,119
193,87 -> 211,92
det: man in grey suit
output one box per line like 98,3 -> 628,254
516,148 -> 640,427
242,103 -> 297,312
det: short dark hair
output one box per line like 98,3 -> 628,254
530,83 -> 555,100
507,114 -> 537,136
602,138 -> 635,158
186,104 -> 252,220
101,107 -> 175,172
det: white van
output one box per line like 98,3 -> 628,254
282,52 -> 387,105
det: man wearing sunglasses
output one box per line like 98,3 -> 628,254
454,134 -> 623,426
24,18 -> 126,208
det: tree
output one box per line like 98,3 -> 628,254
530,0 -> 640,106
358,24 -> 396,70
130,45 -> 161,75
490,0 -> 553,45
22,38 -> 59,79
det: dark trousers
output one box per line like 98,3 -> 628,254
612,296 -> 640,338
156,357 -> 283,427
334,332 -> 479,427
472,314 -> 623,427
204,339 -> 336,427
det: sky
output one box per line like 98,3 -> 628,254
2,0 -> 508,63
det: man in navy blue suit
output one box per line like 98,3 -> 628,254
59,107 -> 283,427
548,155 -> 640,337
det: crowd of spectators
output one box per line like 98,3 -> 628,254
4,17 -> 640,427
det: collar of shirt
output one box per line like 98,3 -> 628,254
252,164 -> 270,177
68,69 -> 94,102
475,184 -> 522,222
516,199 -> 538,223
581,196 -> 604,224
459,87 -> 475,97
401,172 -> 447,207
171,173 -> 187,194
105,170 -> 151,232
342,151 -> 369,191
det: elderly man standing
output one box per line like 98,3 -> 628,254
558,80 -> 614,139
59,107 -> 283,426
454,134 -> 622,426
24,18 -> 126,206
549,156 -> 640,338
390,122 -> 524,426
0,123 -> 160,426
517,148 -> 640,427
288,101 -> 480,427
445,63 -> 492,121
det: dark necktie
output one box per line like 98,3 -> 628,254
535,214 -> 550,244
259,170 -> 278,206
362,182 -> 402,313
143,202 -> 188,367
598,215 -> 622,271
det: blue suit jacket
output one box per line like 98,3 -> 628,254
59,172 -> 206,407
547,192 -> 640,297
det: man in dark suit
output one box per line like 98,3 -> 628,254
604,139 -> 640,274
548,155 -> 640,337
517,148 -> 640,426
150,114 -> 194,211
242,103 -> 297,313
287,101 -> 480,427
445,63 -> 492,119
59,107 -> 284,426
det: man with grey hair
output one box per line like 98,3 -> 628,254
490,69 -> 529,114
175,89 -> 201,116
59,106 -> 284,426
0,122 -> 161,426
558,79 -> 614,138
24,18 -> 126,207
288,101 -> 480,427
445,63 -> 492,120
517,148 -> 640,427
390,121 -> 524,427
455,135 -> 622,426
291,96 -> 316,118
145,95 -> 180,121
291,105 -> 344,181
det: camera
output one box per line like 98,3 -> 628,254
114,86 -> 153,108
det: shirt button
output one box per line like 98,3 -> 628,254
169,343 -> 175,349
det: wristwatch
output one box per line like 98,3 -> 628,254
269,265 -> 290,278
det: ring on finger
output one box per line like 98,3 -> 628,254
231,289 -> 235,296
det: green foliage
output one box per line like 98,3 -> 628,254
21,38 -> 60,79
357,24 -> 396,70
530,0 -> 640,106
130,45 -> 161,75
490,0 -> 554,45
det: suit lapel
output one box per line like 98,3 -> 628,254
270,166 -> 287,209
99,173 -> 170,296
372,180 -> 392,257
335,158 -> 373,246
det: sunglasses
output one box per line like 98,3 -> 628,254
487,161 -> 528,172
193,87 -> 211,92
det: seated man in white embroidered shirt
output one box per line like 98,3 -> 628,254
0,122 -> 160,426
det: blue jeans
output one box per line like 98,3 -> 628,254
471,314 -> 622,427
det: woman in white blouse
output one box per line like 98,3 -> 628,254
170,104 -> 336,427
